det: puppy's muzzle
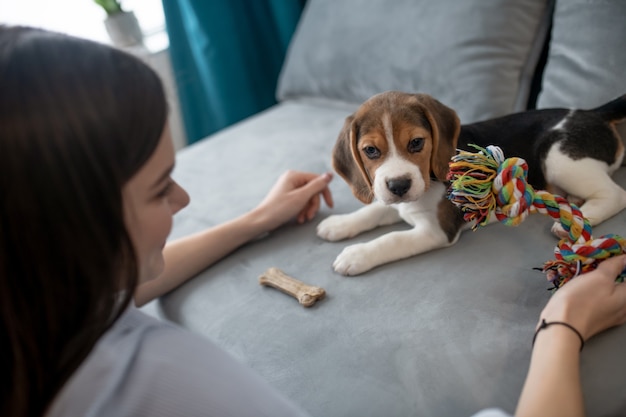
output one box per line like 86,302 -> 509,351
387,178 -> 412,197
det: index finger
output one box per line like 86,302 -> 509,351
595,254 -> 626,281
322,187 -> 334,208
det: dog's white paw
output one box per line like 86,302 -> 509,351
332,243 -> 376,276
317,214 -> 361,242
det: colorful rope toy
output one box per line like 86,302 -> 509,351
446,144 -> 626,290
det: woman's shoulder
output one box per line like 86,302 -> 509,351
47,308 -> 309,417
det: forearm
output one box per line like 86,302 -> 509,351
515,325 -> 584,417
134,209 -> 269,307
134,170 -> 334,307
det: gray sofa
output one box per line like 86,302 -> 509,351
151,1 -> 626,416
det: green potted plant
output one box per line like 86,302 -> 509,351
94,0 -> 124,15
94,0 -> 144,48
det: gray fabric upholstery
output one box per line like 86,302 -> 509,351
277,0 -> 551,123
537,0 -> 626,109
154,2 -> 626,416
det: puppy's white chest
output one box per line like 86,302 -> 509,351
395,182 -> 446,226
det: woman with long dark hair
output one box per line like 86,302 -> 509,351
0,25 -> 332,417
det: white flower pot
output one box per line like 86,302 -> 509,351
104,11 -> 144,48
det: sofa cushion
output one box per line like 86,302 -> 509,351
277,0 -> 552,124
537,0 -> 626,109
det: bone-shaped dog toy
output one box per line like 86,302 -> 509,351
259,267 -> 326,307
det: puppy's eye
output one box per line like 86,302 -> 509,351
408,137 -> 425,153
363,145 -> 381,159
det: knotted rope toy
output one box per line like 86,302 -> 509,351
446,144 -> 626,290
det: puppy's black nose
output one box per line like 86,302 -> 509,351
387,178 -> 411,196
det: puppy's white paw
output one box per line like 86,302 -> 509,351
332,243 -> 376,276
317,214 -> 361,242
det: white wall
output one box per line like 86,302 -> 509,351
1,0 -> 188,150
146,49 -> 187,151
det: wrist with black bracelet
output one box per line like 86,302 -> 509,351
532,319 -> 585,351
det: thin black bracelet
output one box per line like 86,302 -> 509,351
532,319 -> 585,351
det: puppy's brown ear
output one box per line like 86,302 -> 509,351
415,94 -> 460,181
331,115 -> 375,204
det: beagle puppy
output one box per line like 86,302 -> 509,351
317,91 -> 626,275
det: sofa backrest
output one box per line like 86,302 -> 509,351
277,0 -> 552,124
277,0 -> 626,123
535,0 -> 626,109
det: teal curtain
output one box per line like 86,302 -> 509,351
161,0 -> 305,144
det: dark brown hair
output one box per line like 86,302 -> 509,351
0,26 -> 167,416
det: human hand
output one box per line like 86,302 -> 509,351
254,170 -> 334,232
539,255 -> 626,341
